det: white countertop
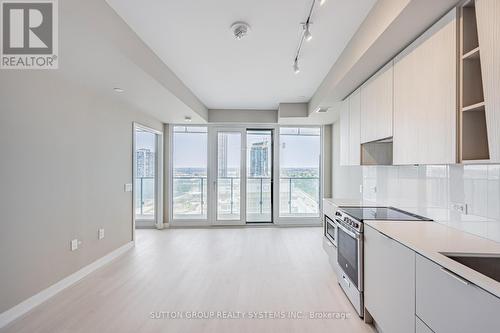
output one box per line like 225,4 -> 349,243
365,220 -> 500,299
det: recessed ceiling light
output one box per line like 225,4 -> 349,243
113,87 -> 124,93
320,0 -> 327,6
184,116 -> 192,122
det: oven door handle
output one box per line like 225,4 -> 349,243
337,222 -> 360,239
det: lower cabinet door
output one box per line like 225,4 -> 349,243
364,226 -> 415,333
416,254 -> 500,333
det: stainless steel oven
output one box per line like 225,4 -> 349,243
324,215 -> 337,247
337,221 -> 363,290
335,209 -> 364,317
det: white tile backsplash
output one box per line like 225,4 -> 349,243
361,164 -> 500,243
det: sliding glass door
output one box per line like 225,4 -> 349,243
246,130 -> 273,223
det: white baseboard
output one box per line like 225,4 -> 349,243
0,241 -> 134,329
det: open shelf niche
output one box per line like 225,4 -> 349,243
460,0 -> 490,161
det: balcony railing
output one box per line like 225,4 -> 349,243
279,177 -> 320,217
171,176 -> 319,220
135,176 -> 155,219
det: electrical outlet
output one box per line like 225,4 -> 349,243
451,203 -> 468,214
98,228 -> 105,240
70,239 -> 78,251
359,185 -> 363,193
124,183 -> 133,192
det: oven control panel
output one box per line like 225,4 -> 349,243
335,209 -> 362,233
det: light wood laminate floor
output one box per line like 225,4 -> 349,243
2,227 -> 375,333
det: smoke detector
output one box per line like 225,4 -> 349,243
231,22 -> 251,40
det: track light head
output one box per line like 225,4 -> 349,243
303,23 -> 312,42
293,59 -> 300,74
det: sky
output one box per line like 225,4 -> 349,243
136,130 -> 156,151
171,132 -> 320,169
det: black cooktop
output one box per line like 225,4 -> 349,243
339,206 -> 432,222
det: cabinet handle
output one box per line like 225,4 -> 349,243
440,267 -> 470,286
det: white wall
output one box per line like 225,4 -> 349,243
0,71 -> 163,313
208,109 -> 278,123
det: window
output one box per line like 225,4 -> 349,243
279,127 -> 321,218
172,126 -> 208,220
216,131 -> 241,220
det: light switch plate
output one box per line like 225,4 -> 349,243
70,239 -> 78,251
124,183 -> 133,192
451,202 -> 467,214
98,228 -> 105,240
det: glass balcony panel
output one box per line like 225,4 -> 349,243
135,177 -> 155,220
173,177 -> 207,220
279,178 -> 320,218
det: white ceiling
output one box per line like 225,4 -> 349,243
106,0 -> 376,110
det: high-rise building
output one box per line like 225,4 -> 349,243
136,148 -> 155,178
250,141 -> 269,177
218,134 -> 228,177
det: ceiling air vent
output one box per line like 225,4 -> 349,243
315,107 -> 329,113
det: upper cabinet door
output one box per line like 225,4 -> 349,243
476,0 -> 500,163
339,98 -> 350,166
360,61 -> 394,144
349,89 -> 361,165
393,9 -> 457,165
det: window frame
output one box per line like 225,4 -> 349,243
169,124 -> 210,226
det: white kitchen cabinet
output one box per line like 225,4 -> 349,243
364,226 -> 415,333
393,9 -> 457,165
339,90 -> 361,166
476,0 -> 500,163
339,98 -> 350,166
348,89 -> 361,165
416,254 -> 500,333
416,317 -> 434,333
360,61 -> 393,144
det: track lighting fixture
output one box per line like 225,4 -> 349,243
292,0 -> 321,73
